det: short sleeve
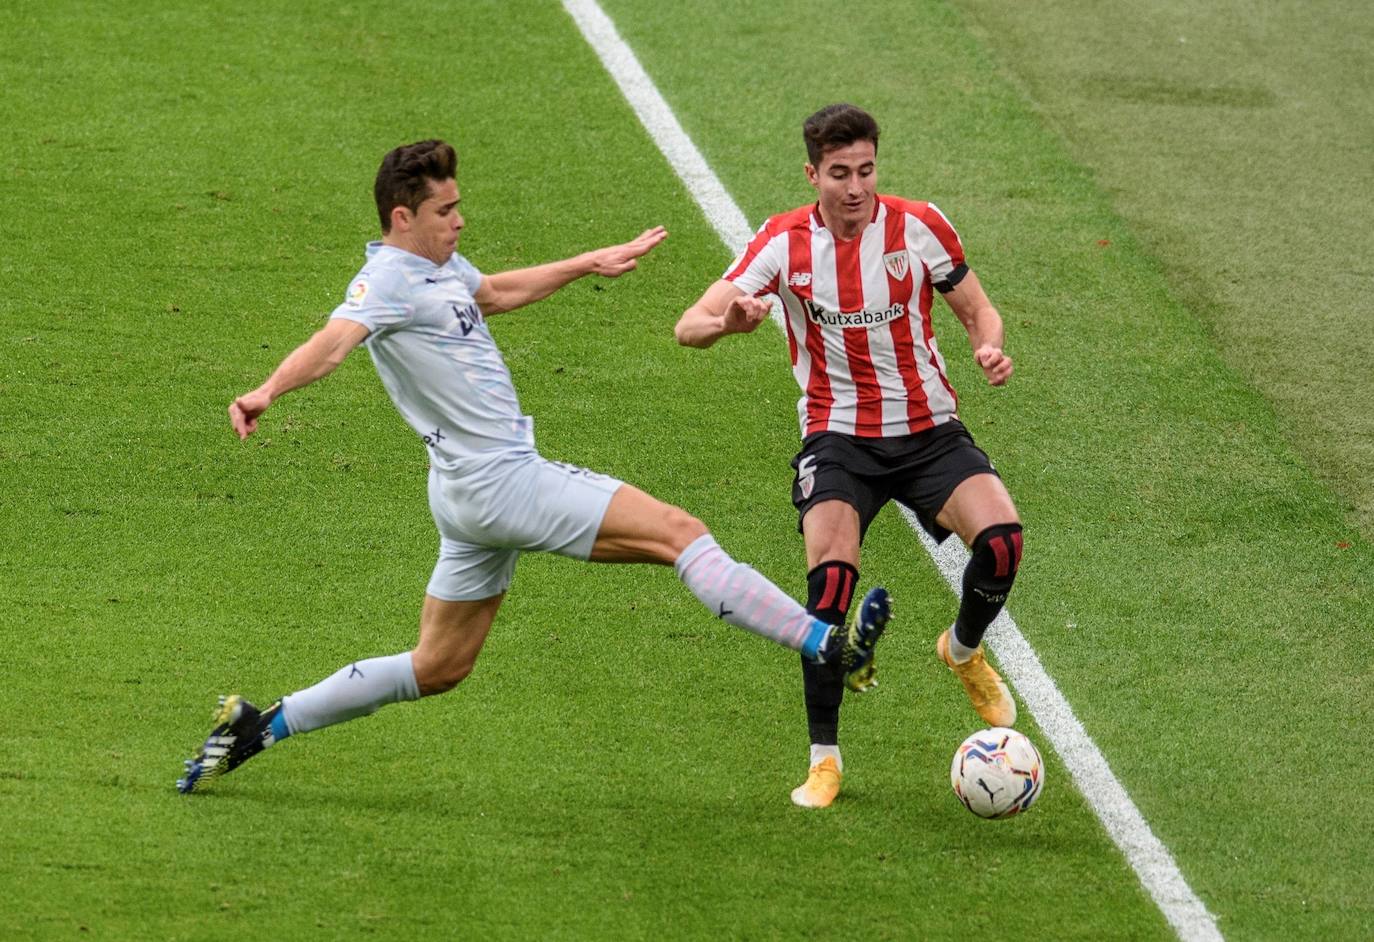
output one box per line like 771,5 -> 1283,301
908,202 -> 966,288
722,223 -> 783,297
329,266 -> 412,333
450,253 -> 483,295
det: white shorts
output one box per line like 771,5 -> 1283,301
425,451 -> 623,601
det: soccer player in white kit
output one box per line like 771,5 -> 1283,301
176,139 -> 891,794
676,105 -> 1023,809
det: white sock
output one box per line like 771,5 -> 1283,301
810,743 -> 842,772
280,651 -> 421,736
947,625 -> 979,663
675,534 -> 830,657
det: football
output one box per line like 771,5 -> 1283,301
950,727 -> 1044,819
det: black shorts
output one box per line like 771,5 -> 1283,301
790,420 -> 998,543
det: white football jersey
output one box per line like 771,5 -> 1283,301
330,243 -> 534,471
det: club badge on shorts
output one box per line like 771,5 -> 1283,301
797,454 -> 817,499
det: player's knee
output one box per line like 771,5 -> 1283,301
967,523 -> 1024,593
664,505 -> 709,552
413,651 -> 476,696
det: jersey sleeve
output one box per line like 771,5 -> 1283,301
907,202 -> 969,292
721,222 -> 783,297
451,253 -> 483,295
329,266 -> 412,333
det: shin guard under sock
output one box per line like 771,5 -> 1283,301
801,560 -> 858,746
953,523 -> 1023,652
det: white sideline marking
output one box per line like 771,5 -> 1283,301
561,2 -> 1224,940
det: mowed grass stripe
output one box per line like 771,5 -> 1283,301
953,0 -> 1374,536
564,4 -> 1220,941
594,0 -> 1373,939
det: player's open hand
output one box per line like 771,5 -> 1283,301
587,226 -> 668,277
723,295 -> 771,335
229,389 -> 272,440
975,346 -> 1013,386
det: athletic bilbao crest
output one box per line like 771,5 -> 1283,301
883,251 -> 910,281
797,455 -> 817,499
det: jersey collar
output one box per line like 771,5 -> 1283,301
809,199 -> 881,239
366,241 -> 447,272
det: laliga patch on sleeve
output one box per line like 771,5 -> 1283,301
346,279 -> 369,307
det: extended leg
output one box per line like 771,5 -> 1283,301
176,593 -> 503,793
590,484 -> 888,676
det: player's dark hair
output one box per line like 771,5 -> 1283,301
803,104 -> 880,166
374,139 -> 458,233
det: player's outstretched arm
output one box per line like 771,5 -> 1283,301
474,226 -> 667,316
674,280 -> 771,348
943,270 -> 1013,386
228,318 -> 371,440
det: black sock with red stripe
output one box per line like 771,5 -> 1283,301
953,523 -> 1024,650
800,560 -> 859,746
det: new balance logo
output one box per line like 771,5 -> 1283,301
787,272 -> 812,287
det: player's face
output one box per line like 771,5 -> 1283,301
806,140 -> 877,238
408,178 -> 464,264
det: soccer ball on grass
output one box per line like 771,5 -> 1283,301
950,727 -> 1044,819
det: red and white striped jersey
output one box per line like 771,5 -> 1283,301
724,195 -> 967,439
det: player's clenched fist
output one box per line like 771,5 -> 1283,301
229,389 -> 272,440
975,346 -> 1013,386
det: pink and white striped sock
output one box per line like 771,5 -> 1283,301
674,534 -> 830,657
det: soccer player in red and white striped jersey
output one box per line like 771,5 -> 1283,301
677,104 -> 1025,809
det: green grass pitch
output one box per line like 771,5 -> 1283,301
1,0 -> 1370,939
